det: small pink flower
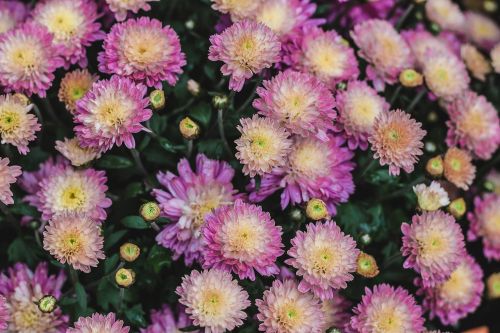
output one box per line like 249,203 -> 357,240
425,0 -> 465,33
105,0 -> 159,21
141,305 -> 197,333
67,313 -> 129,333
0,157 -> 21,205
464,11 -> 500,50
468,193 -> 500,261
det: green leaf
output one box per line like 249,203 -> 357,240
7,238 -> 42,266
75,283 -> 87,310
147,245 -> 172,274
97,279 -> 120,311
105,230 -> 128,251
96,155 -> 134,169
157,137 -> 184,153
149,114 -> 168,134
121,216 -> 149,229
124,182 -> 144,198
197,139 -> 224,159
10,202 -> 39,217
124,304 -> 147,327
189,102 -> 212,127
104,254 -> 120,274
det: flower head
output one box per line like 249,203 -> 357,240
356,252 -> 380,278
401,211 -> 466,287
74,76 -> 152,153
468,193 -> 500,260
105,0 -> 159,21
443,147 -> 476,190
487,273 -> 500,299
423,51 -> 470,100
320,294 -> 351,331
492,43 -> 500,73
413,181 -> 450,211
235,115 -> 292,177
335,80 -> 389,150
0,262 -> 68,332
67,313 -> 129,333
58,69 -> 97,113
0,94 -> 40,155
0,1 -> 27,35
465,11 -> 500,50
351,19 -> 413,87
176,269 -> 250,333
253,70 -> 336,140
43,215 -> 105,273
284,26 -> 359,88
286,221 -> 359,299
369,109 -> 426,176
141,305 -> 197,333
349,284 -> 425,333
0,157 -> 21,205
446,91 -> 500,160
33,0 -> 103,67
209,20 -> 281,91
211,0 -> 263,21
202,200 -> 284,280
55,137 -> 101,167
152,154 -> 241,265
461,43 -> 492,81
0,23 -> 64,97
417,255 -> 484,325
425,0 -> 465,33
37,165 -> 111,222
98,17 -> 185,88
256,279 -> 325,333
401,29 -> 457,68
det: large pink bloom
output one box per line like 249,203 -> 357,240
0,23 -> 64,97
249,135 -> 354,214
0,262 -> 68,332
468,193 -> 500,261
67,313 -> 129,333
202,199 -> 284,280
401,211 -> 466,287
74,75 -> 152,153
98,17 -> 185,88
152,154 -> 241,266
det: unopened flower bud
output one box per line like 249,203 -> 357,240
120,243 -> 141,262
185,20 -> 195,30
356,252 -> 379,278
430,23 -> 440,33
360,234 -> 371,245
426,156 -> 444,177
484,0 -> 497,12
487,273 -> 500,299
336,82 -> 347,90
179,117 -> 200,140
425,141 -> 436,153
448,197 -> 466,218
38,295 -> 57,313
484,180 -> 495,192
306,199 -> 329,221
13,93 -> 30,105
115,268 -> 135,288
140,202 -> 161,221
212,94 -> 228,110
187,79 -> 200,96
427,111 -> 438,123
289,207 -> 304,223
29,220 -> 40,230
149,90 -> 165,111
399,69 -> 423,87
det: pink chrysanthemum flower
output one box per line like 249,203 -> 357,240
58,69 -> 97,113
0,295 -> 8,331
67,313 -> 129,333
0,262 -> 68,332
253,70 -> 336,140
0,94 -> 41,155
252,0 -> 321,39
443,147 -> 476,190
202,199 -> 284,280
334,80 -> 389,150
55,137 -> 102,167
285,221 -> 359,299
176,269 -> 250,333
0,0 -> 27,35
37,165 -> 111,222
32,0 -> 103,67
43,215 -> 105,273
401,211 -> 466,287
209,20 -> 281,92
401,29 -> 457,68
369,109 -> 426,176
256,279 -> 325,333
320,294 -> 351,331
417,255 -> 484,326
349,284 -> 425,333
235,115 -> 292,177
425,0 -> 465,33
465,11 -> 500,50
350,19 -> 414,88
0,24 -> 63,97
0,157 -> 21,205
211,0 -> 263,21
468,193 -> 500,260
446,91 -> 500,160
249,135 -> 355,214
413,181 -> 450,212
152,154 -> 241,266
461,43 -> 492,81
284,26 -> 359,89
74,76 -> 152,153
98,17 -> 185,88
105,0 -> 159,21
492,43 -> 500,73
423,51 -> 470,101
141,305 -> 197,333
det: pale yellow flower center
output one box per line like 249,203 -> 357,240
39,5 -> 83,42
60,185 -> 87,210
124,30 -> 166,66
0,109 -> 20,134
13,302 -> 45,331
200,290 -> 225,317
233,35 -> 262,69
60,231 -> 83,257
370,306 -> 404,333
289,140 -> 329,179
348,95 -> 382,128
9,45 -> 39,71
418,230 -> 450,261
186,185 -> 231,233
309,245 -> 338,276
459,108 -> 490,140
440,263 -> 473,303
305,38 -> 347,78
257,2 -> 293,35
248,132 -> 274,157
223,216 -> 265,260
94,97 -> 133,129
276,302 -> 303,330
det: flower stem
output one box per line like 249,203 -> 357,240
389,85 -> 402,106
406,89 -> 426,113
396,3 -> 415,30
217,108 -> 232,157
